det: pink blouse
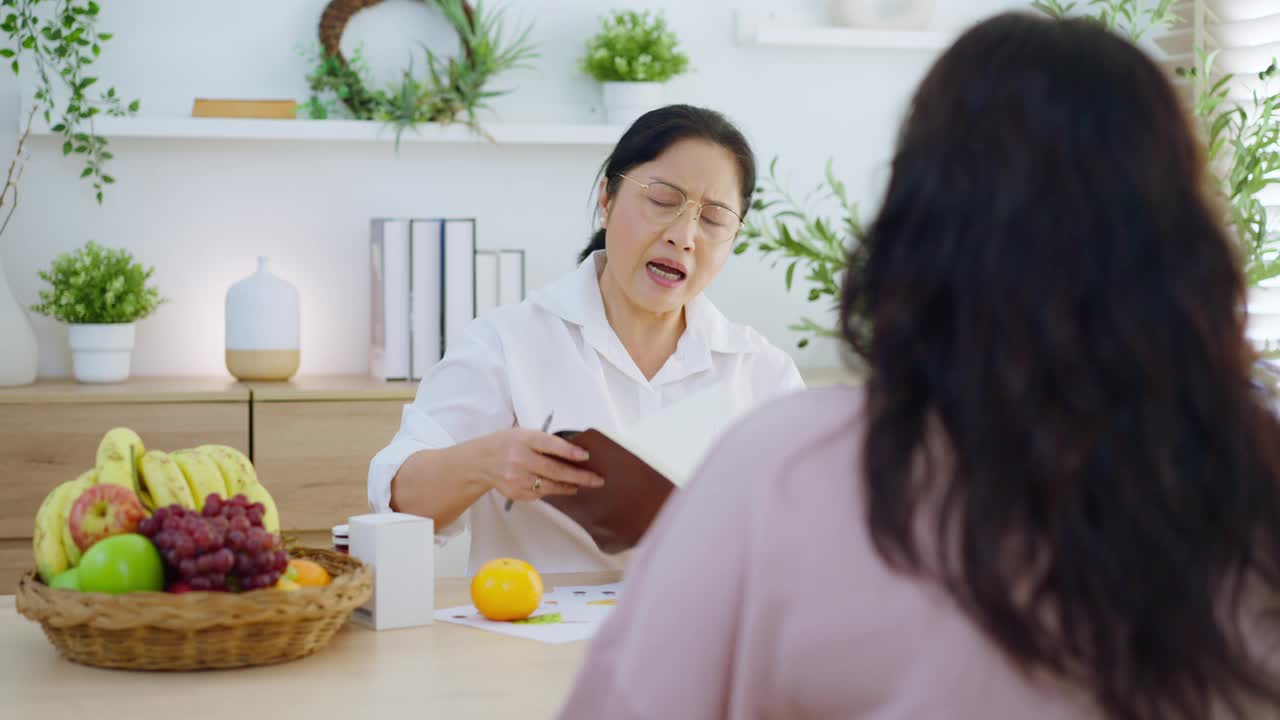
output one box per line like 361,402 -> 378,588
558,385 -> 1114,719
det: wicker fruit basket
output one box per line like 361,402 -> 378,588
15,547 -> 371,671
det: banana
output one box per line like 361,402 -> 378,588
239,481 -> 281,534
171,449 -> 227,511
95,427 -> 145,494
136,450 -> 196,511
33,479 -> 86,583
197,444 -> 258,497
59,470 -> 98,566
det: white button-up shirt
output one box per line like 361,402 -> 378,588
368,251 -> 805,574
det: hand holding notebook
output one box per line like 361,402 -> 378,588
505,411 -> 556,512
541,382 -> 741,554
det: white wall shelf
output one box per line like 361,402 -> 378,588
736,13 -> 954,50
25,116 -> 626,147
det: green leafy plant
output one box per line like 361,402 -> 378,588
579,9 -> 689,83
300,0 -> 536,148
0,0 -> 139,236
1034,0 -> 1280,286
734,159 -> 865,348
30,241 -> 164,324
1029,0 -> 1178,42
1185,54 -> 1280,285
299,44 -> 378,121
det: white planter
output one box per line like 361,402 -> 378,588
0,255 -> 37,387
830,0 -> 937,29
224,256 -> 300,381
68,323 -> 135,384
601,82 -> 664,126
1249,285 -> 1280,356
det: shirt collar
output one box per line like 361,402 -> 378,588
531,250 -> 763,382
530,250 -> 609,335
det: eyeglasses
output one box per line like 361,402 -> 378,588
615,173 -> 743,245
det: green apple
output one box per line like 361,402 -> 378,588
77,533 -> 164,594
50,567 -> 81,591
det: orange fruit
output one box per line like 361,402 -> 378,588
275,576 -> 301,592
288,558 -> 331,587
470,558 -> 543,621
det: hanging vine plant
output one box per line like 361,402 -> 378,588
302,0 -> 536,145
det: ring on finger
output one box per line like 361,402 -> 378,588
532,476 -> 544,493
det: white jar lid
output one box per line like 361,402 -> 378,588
332,524 -> 349,539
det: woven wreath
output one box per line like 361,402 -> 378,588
316,0 -> 477,117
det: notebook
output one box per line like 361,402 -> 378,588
541,382 -> 739,554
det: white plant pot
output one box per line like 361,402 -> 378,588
68,322 -> 135,384
1249,285 -> 1280,354
0,255 -> 37,386
601,81 -> 664,126
830,0 -> 937,29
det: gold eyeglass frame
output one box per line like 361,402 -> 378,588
614,173 -> 744,242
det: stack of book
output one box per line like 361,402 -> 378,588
474,248 -> 526,318
370,218 -> 526,381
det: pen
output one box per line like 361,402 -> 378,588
505,411 -> 554,511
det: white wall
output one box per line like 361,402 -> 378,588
0,0 -> 1027,378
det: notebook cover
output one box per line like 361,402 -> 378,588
540,429 -> 676,555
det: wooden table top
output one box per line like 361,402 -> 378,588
2,572 -> 620,719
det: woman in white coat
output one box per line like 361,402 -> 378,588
368,104 -> 804,574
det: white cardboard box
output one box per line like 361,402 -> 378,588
348,512 -> 435,630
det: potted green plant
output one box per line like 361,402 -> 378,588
734,159 -> 865,350
742,1 -> 1280,357
580,9 -> 690,125
0,0 -> 138,386
30,241 -> 164,383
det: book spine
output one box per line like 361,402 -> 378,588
369,220 -> 385,379
498,249 -> 526,306
410,220 -> 445,380
475,250 -> 500,318
442,219 -> 477,355
385,220 -> 413,381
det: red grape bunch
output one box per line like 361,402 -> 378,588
139,494 -> 288,592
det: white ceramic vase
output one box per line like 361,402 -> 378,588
601,81 -> 664,126
830,0 -> 937,29
0,255 -> 37,386
68,322 -> 135,383
224,256 -> 300,381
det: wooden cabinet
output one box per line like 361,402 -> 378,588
0,378 -> 250,590
0,375 -> 417,591
245,376 -> 416,537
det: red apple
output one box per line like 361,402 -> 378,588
68,484 -> 148,552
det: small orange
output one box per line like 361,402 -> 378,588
470,558 -> 543,621
288,558 -> 332,587
275,576 -> 301,592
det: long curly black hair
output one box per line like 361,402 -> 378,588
841,12 -> 1280,720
